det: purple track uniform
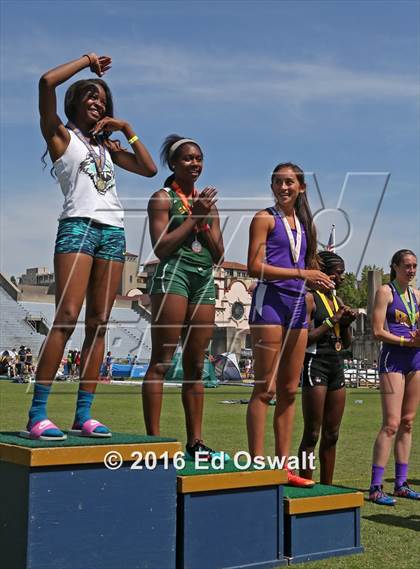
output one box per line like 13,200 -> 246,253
250,207 -> 307,328
379,283 -> 420,375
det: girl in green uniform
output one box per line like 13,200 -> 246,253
143,135 -> 226,459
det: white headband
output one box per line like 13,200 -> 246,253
168,138 -> 199,160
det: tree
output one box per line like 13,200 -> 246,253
339,272 -> 360,307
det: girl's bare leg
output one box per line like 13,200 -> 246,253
142,294 -> 188,435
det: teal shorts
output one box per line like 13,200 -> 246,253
55,217 -> 126,263
149,258 -> 215,305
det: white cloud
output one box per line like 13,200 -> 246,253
100,43 -> 419,103
2,40 -> 418,107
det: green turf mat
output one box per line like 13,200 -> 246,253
178,461 -> 280,476
0,431 -> 178,448
283,483 -> 358,499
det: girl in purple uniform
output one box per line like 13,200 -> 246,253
369,249 -> 420,505
247,163 -> 334,487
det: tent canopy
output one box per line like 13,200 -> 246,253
214,352 -> 242,382
165,353 -> 218,387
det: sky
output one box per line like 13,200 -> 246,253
0,0 -> 419,280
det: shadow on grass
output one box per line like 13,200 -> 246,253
385,478 -> 420,485
363,513 -> 420,532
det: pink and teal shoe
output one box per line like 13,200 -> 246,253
19,419 -> 67,441
369,485 -> 396,506
394,481 -> 420,500
69,419 -> 112,438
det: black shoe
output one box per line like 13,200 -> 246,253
185,439 -> 230,461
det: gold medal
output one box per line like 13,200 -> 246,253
335,341 -> 342,352
96,177 -> 106,191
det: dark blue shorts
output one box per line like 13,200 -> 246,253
249,283 -> 307,329
379,344 -> 420,376
55,217 -> 126,263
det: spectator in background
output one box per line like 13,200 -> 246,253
75,351 -> 81,376
105,351 -> 113,378
17,346 -> 27,380
66,350 -> 73,377
25,348 -> 34,375
70,350 -> 77,377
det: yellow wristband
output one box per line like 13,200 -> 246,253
400,336 -> 405,346
324,318 -> 334,329
128,135 -> 139,145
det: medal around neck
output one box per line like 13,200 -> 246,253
191,239 -> 202,253
275,206 -> 302,264
393,280 -> 417,328
67,122 -> 108,192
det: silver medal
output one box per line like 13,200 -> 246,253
191,239 -> 202,253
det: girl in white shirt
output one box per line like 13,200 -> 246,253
21,53 -> 156,440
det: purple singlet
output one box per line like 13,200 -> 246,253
250,207 -> 308,328
379,283 -> 420,375
264,208 -> 307,293
385,283 -> 419,339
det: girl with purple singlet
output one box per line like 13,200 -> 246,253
246,162 -> 334,487
369,249 -> 420,505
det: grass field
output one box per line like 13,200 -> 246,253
1,382 -> 419,569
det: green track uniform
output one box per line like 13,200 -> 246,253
149,187 -> 216,305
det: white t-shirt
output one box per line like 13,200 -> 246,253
54,130 -> 124,228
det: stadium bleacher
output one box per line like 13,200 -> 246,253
0,288 -> 45,353
1,287 -> 151,360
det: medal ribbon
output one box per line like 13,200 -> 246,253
171,182 -> 210,233
275,207 -> 302,264
67,122 -> 106,177
316,291 -> 341,340
392,281 -> 417,328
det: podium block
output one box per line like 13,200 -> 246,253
283,484 -> 364,564
0,432 -> 181,569
177,463 -> 288,569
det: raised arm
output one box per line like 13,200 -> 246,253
247,211 -> 334,289
92,119 -> 157,177
148,190 -> 197,260
39,53 -> 111,162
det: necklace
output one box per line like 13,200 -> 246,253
274,206 -> 302,264
392,280 -> 417,328
316,291 -> 342,351
67,122 -> 107,191
171,182 -> 202,253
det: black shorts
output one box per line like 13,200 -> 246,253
302,353 -> 345,391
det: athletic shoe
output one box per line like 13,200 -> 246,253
394,481 -> 420,500
369,485 -> 396,506
185,439 -> 230,462
287,470 -> 315,487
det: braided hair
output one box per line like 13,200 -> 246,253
318,251 -> 345,275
